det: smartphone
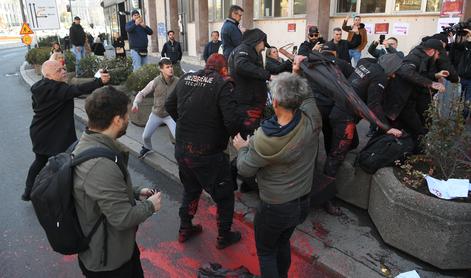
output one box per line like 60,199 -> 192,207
379,35 -> 386,45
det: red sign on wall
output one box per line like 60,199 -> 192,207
288,23 -> 296,32
441,0 -> 464,16
374,23 -> 389,34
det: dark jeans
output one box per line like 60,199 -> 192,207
24,153 -> 50,195
79,243 -> 143,278
176,151 -> 235,235
254,195 -> 310,278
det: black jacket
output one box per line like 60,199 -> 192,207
161,40 -> 183,64
298,39 -> 321,57
383,46 -> 434,121
69,23 -> 85,46
203,40 -> 222,61
92,43 -> 105,56
368,42 -> 404,59
428,49 -> 459,83
265,57 -> 292,75
349,58 -> 389,127
30,78 -> 103,155
450,41 -> 471,79
330,40 -> 351,63
228,29 -> 271,110
165,70 -> 240,156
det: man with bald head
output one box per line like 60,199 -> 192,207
22,60 -> 110,201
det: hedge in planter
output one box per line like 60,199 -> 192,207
64,50 -> 76,73
25,47 -> 50,66
78,56 -> 133,86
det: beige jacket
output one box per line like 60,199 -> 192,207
134,74 -> 179,117
73,131 -> 154,271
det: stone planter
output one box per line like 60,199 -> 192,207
368,167 -> 471,270
335,152 -> 372,210
129,95 -> 153,127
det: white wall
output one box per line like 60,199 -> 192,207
187,23 -> 197,57
254,19 -> 306,56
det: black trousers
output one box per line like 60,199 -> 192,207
176,151 -> 235,235
316,104 -> 334,154
24,153 -> 50,195
79,243 -> 144,278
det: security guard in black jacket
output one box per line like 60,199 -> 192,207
165,53 -> 242,249
229,28 -> 273,138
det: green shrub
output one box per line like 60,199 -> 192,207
173,63 -> 184,78
78,55 -> 101,78
25,47 -> 51,65
125,64 -> 160,93
37,36 -> 59,48
64,50 -> 76,73
102,57 -> 133,85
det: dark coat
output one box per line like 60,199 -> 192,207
368,42 -> 404,59
221,18 -> 242,59
92,43 -> 105,56
165,70 -> 240,156
29,78 -> 103,155
203,40 -> 222,61
450,41 -> 471,79
69,23 -> 85,46
161,40 -> 183,64
265,56 -> 292,75
125,20 -> 153,50
298,40 -> 319,57
330,39 -> 351,63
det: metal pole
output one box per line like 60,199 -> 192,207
18,0 -> 31,49
69,0 -> 73,23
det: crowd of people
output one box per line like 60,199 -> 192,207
23,4 -> 471,278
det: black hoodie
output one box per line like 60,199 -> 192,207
228,29 -> 271,133
69,23 -> 85,46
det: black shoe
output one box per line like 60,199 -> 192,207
138,147 -> 151,159
21,191 -> 31,201
178,224 -> 203,243
216,231 -> 241,249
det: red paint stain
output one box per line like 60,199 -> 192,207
61,255 -> 76,263
312,222 -> 329,239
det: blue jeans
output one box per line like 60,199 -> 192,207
131,49 -> 149,71
349,49 -> 361,67
72,45 -> 85,76
461,79 -> 471,119
254,195 -> 310,278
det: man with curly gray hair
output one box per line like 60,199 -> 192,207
233,69 -> 322,278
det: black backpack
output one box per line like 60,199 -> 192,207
30,143 -> 126,261
358,134 -> 414,174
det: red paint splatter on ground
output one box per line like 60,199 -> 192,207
61,255 -> 76,263
312,222 -> 329,239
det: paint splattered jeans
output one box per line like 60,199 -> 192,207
176,151 -> 235,236
254,194 -> 310,278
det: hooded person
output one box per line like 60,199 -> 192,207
228,28 -> 273,138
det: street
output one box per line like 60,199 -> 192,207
0,46 -> 327,277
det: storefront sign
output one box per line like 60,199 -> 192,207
437,17 -> 460,33
287,23 -> 296,32
374,23 -> 389,34
440,0 -> 464,17
392,22 -> 409,36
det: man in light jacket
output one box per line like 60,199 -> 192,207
73,86 -> 162,277
233,60 -> 322,278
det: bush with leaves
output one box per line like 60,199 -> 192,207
102,57 -> 133,85
125,64 -> 160,94
64,50 -> 76,73
78,55 -> 101,78
25,47 -> 51,65
37,36 -> 59,48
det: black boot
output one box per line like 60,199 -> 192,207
21,188 -> 31,201
216,231 -> 241,249
178,224 -> 203,243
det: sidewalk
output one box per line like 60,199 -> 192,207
20,61 -> 468,278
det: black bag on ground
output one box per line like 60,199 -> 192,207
30,143 -> 126,256
358,134 -> 414,174
197,262 -> 254,278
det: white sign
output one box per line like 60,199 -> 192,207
425,176 -> 470,200
395,270 -> 420,278
25,0 -> 60,30
436,17 -> 460,33
363,23 -> 373,35
393,22 -> 409,36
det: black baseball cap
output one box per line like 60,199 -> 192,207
422,38 -> 443,51
308,26 -> 319,35
131,10 -> 140,16
74,16 -> 80,20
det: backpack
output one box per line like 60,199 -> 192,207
357,134 -> 414,174
30,142 -> 126,261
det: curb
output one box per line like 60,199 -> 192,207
20,61 -> 382,278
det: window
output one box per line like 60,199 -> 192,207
208,0 -> 233,21
337,0 -> 357,13
426,0 -> 442,12
394,0 -> 421,11
208,0 -> 214,21
360,0 -> 386,13
293,0 -> 306,14
274,0 -> 289,17
215,0 -> 223,20
223,0 -> 233,18
260,0 -> 272,17
188,0 -> 195,23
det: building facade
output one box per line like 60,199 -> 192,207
103,0 -> 471,58
0,0 -> 22,32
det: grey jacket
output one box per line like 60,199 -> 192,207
237,97 -> 322,204
73,131 -> 154,271
135,74 -> 179,118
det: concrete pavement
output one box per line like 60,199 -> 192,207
19,55 -> 470,278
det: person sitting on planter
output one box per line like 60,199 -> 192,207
265,47 -> 292,75
50,42 -> 63,54
92,37 -> 106,56
132,58 -> 179,159
112,33 -> 126,58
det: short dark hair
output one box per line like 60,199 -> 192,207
85,86 -> 130,130
354,15 -> 361,20
228,5 -> 244,18
387,37 -> 398,43
159,57 -> 172,68
167,30 -> 174,35
333,27 -> 342,32
211,31 -> 219,36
